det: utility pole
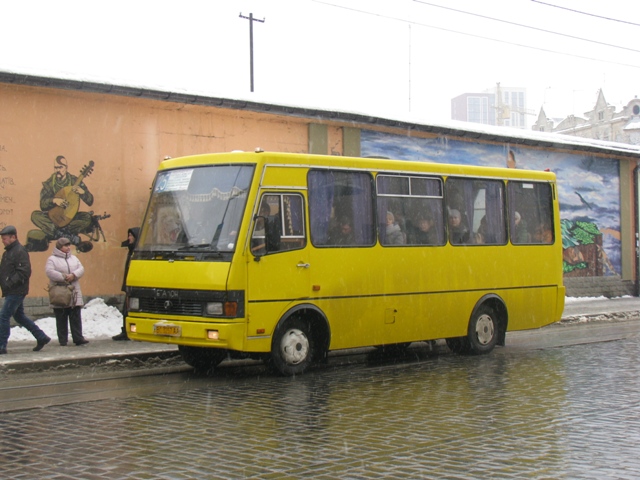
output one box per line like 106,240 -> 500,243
239,12 -> 265,92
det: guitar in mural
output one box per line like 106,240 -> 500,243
48,161 -> 94,228
28,155 -> 108,253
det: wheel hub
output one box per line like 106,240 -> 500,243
280,328 -> 309,365
475,314 -> 495,345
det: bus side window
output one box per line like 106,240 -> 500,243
508,181 -> 554,245
445,179 -> 471,245
377,174 -> 444,247
445,178 -> 505,246
252,193 -> 306,256
309,170 -> 375,247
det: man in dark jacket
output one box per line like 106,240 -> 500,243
112,227 -> 139,341
0,225 -> 51,354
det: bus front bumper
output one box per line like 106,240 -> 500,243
125,316 -> 270,352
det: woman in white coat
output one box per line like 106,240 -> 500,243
45,237 -> 89,346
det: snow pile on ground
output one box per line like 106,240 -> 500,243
9,298 -> 122,342
564,296 -> 610,303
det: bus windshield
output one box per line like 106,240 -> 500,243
137,164 -> 254,253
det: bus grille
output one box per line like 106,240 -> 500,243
139,298 -> 203,316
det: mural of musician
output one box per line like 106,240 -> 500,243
27,155 -> 103,253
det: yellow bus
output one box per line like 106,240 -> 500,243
126,150 -> 565,375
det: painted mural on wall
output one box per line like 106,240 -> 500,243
361,130 -> 621,277
26,155 -> 110,253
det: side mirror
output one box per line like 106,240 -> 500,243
251,215 -> 281,258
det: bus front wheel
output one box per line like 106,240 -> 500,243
271,318 -> 313,376
179,345 -> 227,371
467,305 -> 498,354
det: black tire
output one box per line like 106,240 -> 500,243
466,304 -> 498,354
271,317 -> 313,376
179,345 -> 227,371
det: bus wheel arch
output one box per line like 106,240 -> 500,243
270,304 -> 330,376
467,295 -> 507,354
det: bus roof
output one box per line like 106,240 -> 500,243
158,150 -> 557,182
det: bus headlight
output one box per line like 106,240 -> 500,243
129,297 -> 140,311
205,302 -> 223,315
204,301 -> 238,316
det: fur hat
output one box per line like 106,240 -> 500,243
55,237 -> 71,249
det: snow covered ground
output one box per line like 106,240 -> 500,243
564,296 -> 616,304
6,295 -> 633,343
9,298 -> 122,342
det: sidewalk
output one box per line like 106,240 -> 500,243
2,296 -> 640,372
0,337 -> 179,372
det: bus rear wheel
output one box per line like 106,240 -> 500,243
467,305 -> 498,354
179,346 -> 227,371
271,318 -> 313,376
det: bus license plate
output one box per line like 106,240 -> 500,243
153,323 -> 181,337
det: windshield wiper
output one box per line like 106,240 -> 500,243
177,243 -> 214,251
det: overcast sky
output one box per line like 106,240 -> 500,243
1,0 -> 638,127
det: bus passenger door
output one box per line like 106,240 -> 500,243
246,193 -> 310,342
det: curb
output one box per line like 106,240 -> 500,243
559,310 -> 640,325
0,349 -> 181,373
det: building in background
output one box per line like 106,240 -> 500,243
451,91 -> 496,126
532,89 -> 640,145
451,84 -> 531,129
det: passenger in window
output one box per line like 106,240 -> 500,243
513,211 -> 529,243
407,214 -> 437,245
473,216 -> 488,244
330,217 -> 355,246
385,211 -> 405,245
532,220 -> 553,244
448,209 -> 469,244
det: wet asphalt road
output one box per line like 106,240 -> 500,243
2,318 -> 640,479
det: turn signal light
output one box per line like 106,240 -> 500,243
224,302 -> 238,316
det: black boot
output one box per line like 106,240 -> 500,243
33,336 -> 51,352
112,330 -> 129,341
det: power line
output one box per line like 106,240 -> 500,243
531,0 -> 640,27
311,0 -> 640,70
414,0 -> 640,54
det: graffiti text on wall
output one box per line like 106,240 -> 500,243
0,146 -> 16,230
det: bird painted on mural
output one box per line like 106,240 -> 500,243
574,191 -> 593,210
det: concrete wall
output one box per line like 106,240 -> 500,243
1,78 -> 638,322
0,83 -> 312,313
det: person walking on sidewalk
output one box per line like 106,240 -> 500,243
113,227 -> 139,341
45,237 -> 89,346
0,225 -> 51,354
